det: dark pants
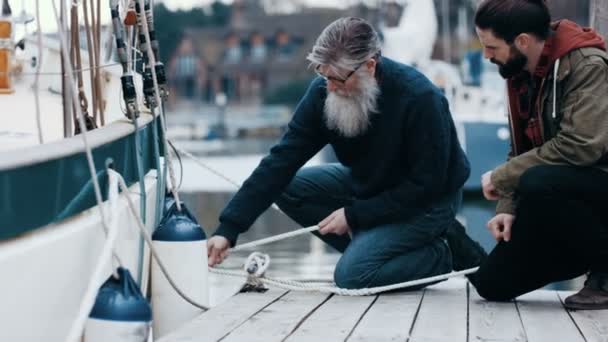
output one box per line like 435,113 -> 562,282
470,165 -> 608,301
275,164 -> 459,289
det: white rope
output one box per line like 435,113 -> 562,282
52,0 -> 107,227
244,252 -> 270,277
52,0 -> 125,270
65,169 -> 121,342
211,264 -> 478,296
111,159 -> 474,301
114,170 -> 209,311
174,146 -> 242,189
34,0 -> 43,144
52,0 -> 125,267
52,2 -> 134,339
231,226 -> 319,252
220,224 -> 478,295
176,146 -> 480,295
82,0 -> 98,125
136,0 -> 182,211
242,252 -> 270,288
174,145 -> 282,212
0,60 -> 144,77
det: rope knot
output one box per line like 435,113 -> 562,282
244,252 -> 270,277
240,252 -> 270,293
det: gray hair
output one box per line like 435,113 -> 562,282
307,17 -> 381,77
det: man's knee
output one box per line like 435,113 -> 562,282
518,165 -> 559,198
333,260 -> 373,289
473,284 -> 515,302
469,274 -> 516,302
275,169 -> 312,213
275,192 -> 299,213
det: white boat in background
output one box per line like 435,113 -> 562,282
0,0 -> 170,340
381,0 -> 510,191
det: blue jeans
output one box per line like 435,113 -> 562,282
275,164 -> 460,289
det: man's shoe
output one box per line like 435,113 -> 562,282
445,219 -> 487,271
564,272 -> 608,310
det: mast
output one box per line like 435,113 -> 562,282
591,0 -> 608,38
61,0 -> 73,137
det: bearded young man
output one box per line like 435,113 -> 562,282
469,0 -> 608,309
205,17 -> 484,289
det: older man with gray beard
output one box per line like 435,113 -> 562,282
207,17 -> 484,289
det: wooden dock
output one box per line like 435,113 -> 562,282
158,278 -> 608,342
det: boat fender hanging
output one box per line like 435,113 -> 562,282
151,195 -> 209,339
84,267 -> 152,342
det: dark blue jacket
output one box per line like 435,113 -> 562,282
215,57 -> 470,245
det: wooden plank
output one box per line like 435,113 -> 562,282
221,291 -> 331,342
348,291 -> 423,342
156,288 -> 287,342
469,286 -> 526,342
558,291 -> 608,342
285,294 -> 376,341
517,290 -> 585,342
409,278 -> 468,342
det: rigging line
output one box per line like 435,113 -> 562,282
64,170 -> 121,342
51,0 -> 122,267
0,59 -> 144,76
33,0 -> 43,144
82,0 -> 97,125
87,0 -> 97,123
71,1 -> 91,130
60,0 -> 71,138
90,0 -> 102,125
167,140 -> 184,190
136,0 -> 182,211
94,0 -> 105,125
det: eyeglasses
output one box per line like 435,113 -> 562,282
315,62 -> 365,85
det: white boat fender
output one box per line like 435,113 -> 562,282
84,267 -> 152,342
151,195 -> 209,340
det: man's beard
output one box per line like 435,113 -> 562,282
492,45 -> 528,79
323,71 -> 380,138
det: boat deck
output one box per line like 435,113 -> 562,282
158,277 -> 608,341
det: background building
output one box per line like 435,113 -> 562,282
166,0 -> 591,105
167,0 -> 380,105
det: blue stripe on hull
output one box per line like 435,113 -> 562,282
0,119 -> 160,240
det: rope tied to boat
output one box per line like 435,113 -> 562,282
244,252 -> 270,277
173,143 -> 480,295
242,252 -> 270,291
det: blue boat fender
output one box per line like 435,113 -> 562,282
84,267 -> 151,342
151,195 -> 209,338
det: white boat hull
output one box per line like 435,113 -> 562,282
0,172 -> 158,342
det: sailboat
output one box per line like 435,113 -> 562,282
380,0 -> 510,191
0,0 -> 176,340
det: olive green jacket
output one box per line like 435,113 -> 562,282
492,47 -> 608,214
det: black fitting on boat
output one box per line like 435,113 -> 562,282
143,67 -> 157,109
121,74 -> 139,119
111,6 -> 129,74
135,1 -> 150,66
154,62 -> 169,100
